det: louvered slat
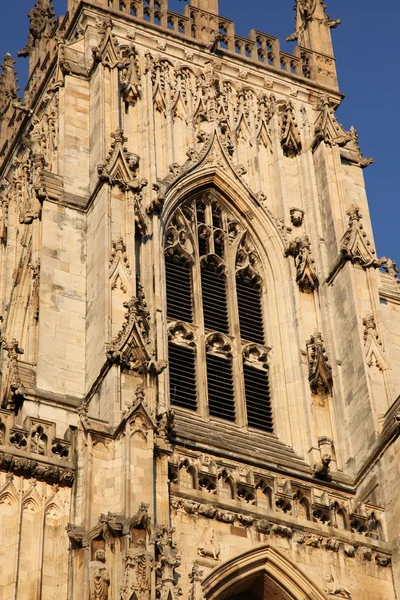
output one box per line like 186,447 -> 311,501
236,278 -> 264,344
244,364 -> 273,432
206,353 -> 235,421
201,266 -> 229,333
169,342 -> 197,410
165,257 -> 193,322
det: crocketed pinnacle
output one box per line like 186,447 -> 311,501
19,0 -> 57,57
0,53 -> 19,115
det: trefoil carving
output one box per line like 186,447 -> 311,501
306,331 -> 333,396
285,235 -> 319,293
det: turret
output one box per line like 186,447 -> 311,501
287,0 -> 341,88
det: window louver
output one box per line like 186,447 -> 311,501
244,364 -> 273,432
169,342 -> 197,410
206,353 -> 235,421
201,266 -> 229,333
165,256 -> 193,322
236,278 -> 264,344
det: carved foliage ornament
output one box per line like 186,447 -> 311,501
306,331 -> 333,396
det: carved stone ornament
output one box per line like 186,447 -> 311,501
92,16 -> 122,69
340,205 -> 376,267
0,450 -> 74,486
313,454 -> 332,483
324,574 -> 351,599
189,564 -> 204,600
281,100 -> 302,158
0,54 -> 19,117
290,207 -> 304,227
362,314 -> 387,371
119,44 -> 141,105
285,235 -> 319,293
306,331 -> 333,396
154,525 -> 182,600
89,549 -> 110,600
106,284 -> 153,372
19,0 -> 56,57
109,236 -> 131,293
97,129 -> 148,192
287,1 -> 341,43
339,127 -> 374,169
313,94 -> 351,148
120,540 -> 153,600
1,338 -> 26,409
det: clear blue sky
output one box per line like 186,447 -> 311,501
1,0 -> 399,266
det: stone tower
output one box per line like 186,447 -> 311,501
0,1 -> 399,598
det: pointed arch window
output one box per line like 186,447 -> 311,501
165,191 -> 273,432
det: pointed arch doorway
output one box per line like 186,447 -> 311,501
202,545 -> 329,600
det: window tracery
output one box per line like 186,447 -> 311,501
165,192 -> 273,432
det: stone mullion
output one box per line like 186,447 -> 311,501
194,209 -> 207,419
228,234 -> 246,429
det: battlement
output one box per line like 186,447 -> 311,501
66,0 -> 338,89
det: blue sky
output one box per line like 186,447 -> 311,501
1,0 -> 399,266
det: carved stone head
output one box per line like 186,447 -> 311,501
290,207 -> 304,227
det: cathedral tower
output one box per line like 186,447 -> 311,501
0,1 -> 399,598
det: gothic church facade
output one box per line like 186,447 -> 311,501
0,1 -> 399,598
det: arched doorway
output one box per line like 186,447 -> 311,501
202,545 -> 329,600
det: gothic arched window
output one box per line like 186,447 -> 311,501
165,192 -> 273,432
